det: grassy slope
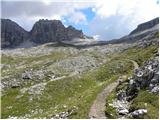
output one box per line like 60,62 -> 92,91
1,47 -> 134,118
1,41 -> 158,118
105,44 -> 159,119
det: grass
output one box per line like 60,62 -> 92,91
105,89 -> 117,118
1,49 -> 134,118
111,45 -> 158,66
1,41 -> 159,118
105,44 -> 158,119
1,72 -> 116,118
129,90 -> 159,119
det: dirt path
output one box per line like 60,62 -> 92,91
88,76 -> 126,119
88,60 -> 138,119
127,59 -> 139,69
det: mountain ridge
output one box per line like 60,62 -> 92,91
1,19 -> 88,48
1,17 -> 159,49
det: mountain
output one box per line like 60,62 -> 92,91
1,19 -> 29,48
130,17 -> 159,35
30,19 -> 84,44
1,17 -> 158,49
1,17 -> 159,119
1,19 -> 86,48
103,17 -> 159,45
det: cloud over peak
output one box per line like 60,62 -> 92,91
1,0 -> 159,40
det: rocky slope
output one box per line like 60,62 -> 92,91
30,19 -> 84,44
1,19 -> 29,48
105,56 -> 159,119
130,17 -> 159,35
1,19 -> 87,48
1,18 -> 159,119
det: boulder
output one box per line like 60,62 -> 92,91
9,79 -> 21,88
119,109 -> 129,115
22,71 -> 32,79
131,109 -> 147,118
117,90 -> 127,101
151,86 -> 159,93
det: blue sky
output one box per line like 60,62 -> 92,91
2,0 -> 159,40
63,7 -> 95,35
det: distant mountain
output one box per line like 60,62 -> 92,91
1,19 -> 29,48
130,17 -> 159,35
30,19 -> 85,44
1,17 -> 159,49
1,19 -> 87,48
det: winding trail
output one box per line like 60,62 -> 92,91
88,59 -> 139,119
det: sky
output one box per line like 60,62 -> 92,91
1,0 -> 159,40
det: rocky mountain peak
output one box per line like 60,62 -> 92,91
1,19 -> 86,48
30,19 -> 66,44
30,19 -> 84,44
130,17 -> 159,35
1,19 -> 29,48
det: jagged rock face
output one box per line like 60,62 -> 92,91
30,20 -> 66,44
30,19 -> 84,44
111,56 -> 159,118
1,19 -> 85,48
1,19 -> 29,48
66,26 -> 84,40
130,17 -> 159,35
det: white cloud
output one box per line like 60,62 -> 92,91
88,0 -> 159,40
93,35 -> 100,40
68,11 -> 87,24
2,0 -> 159,40
2,1 -> 93,30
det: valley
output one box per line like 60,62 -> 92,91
1,17 -> 159,119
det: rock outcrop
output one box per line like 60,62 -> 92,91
1,19 -> 29,48
130,17 -> 159,35
1,19 -> 85,48
110,56 -> 159,118
30,19 -> 84,44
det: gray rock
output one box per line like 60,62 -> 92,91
117,90 -> 127,101
22,71 -> 32,79
134,68 -> 144,77
9,79 -> 21,88
34,70 -> 44,80
112,99 -> 130,115
151,86 -> 159,93
131,109 -> 147,118
119,109 -> 129,115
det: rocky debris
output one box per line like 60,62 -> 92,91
130,109 -> 147,118
110,57 -> 159,118
52,107 -> 78,119
53,56 -> 98,73
150,86 -> 159,93
130,58 -> 159,93
20,82 -> 46,95
18,82 -> 46,100
112,99 -> 130,115
9,79 -> 21,88
27,83 -> 46,95
33,70 -> 45,80
22,71 -> 32,79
